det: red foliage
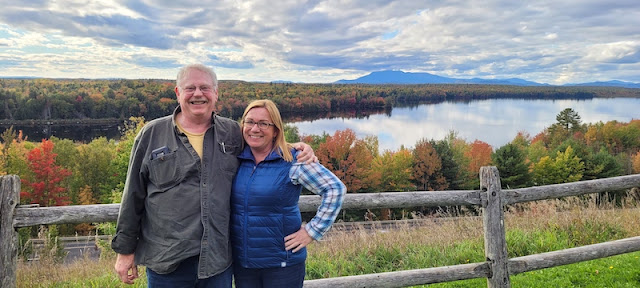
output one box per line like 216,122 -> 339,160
21,139 -> 72,206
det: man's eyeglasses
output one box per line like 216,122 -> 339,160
243,120 -> 275,130
182,85 -> 213,94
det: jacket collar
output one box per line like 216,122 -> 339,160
238,145 -> 283,162
171,106 -> 218,134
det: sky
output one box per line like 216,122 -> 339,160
1,1 -> 639,85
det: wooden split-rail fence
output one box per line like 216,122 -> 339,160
2,167 -> 640,287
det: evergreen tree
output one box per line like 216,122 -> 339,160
492,143 -> 530,188
430,137 -> 462,190
583,147 -> 623,180
556,108 -> 583,132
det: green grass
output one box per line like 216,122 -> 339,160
425,252 -> 640,288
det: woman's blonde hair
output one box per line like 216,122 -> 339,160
241,99 -> 293,162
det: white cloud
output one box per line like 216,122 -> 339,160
0,1 -> 638,83
584,41 -> 640,63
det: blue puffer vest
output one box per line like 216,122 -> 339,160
231,147 -> 306,268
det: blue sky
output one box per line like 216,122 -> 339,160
0,1 -> 639,84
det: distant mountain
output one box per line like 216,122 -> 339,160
335,70 -> 546,86
335,70 -> 454,84
460,77 -> 546,86
335,70 -> 640,88
565,80 -> 640,89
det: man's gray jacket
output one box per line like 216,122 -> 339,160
112,107 -> 242,278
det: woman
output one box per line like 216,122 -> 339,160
231,99 -> 346,288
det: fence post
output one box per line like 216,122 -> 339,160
1,175 -> 20,288
480,166 -> 510,288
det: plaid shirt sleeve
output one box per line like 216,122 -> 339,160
290,162 -> 346,240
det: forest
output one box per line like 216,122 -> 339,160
1,107 -> 640,228
1,78 -> 640,236
2,78 -> 640,122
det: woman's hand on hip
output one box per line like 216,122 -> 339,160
284,225 -> 313,253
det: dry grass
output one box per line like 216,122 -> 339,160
308,195 -> 640,276
316,216 -> 484,257
504,195 -> 640,236
17,257 -> 115,287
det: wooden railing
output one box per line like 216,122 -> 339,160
2,167 -> 640,288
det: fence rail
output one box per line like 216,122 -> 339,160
2,168 -> 640,288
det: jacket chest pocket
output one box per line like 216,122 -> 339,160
148,151 -> 184,189
217,141 -> 240,175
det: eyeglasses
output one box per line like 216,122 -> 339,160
182,85 -> 214,94
243,120 -> 275,130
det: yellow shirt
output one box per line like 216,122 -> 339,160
176,120 -> 205,159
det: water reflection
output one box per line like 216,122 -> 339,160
2,98 -> 638,150
290,98 -> 640,152
0,122 -> 122,143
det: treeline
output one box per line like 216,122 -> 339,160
2,78 -> 640,122
2,109 -> 640,232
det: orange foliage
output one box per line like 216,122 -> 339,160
466,140 -> 493,175
75,185 -> 97,234
632,152 -> 640,174
412,140 -> 447,191
316,129 -> 378,193
531,132 -> 546,145
159,97 -> 175,104
89,92 -> 104,102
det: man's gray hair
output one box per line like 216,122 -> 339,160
176,64 -> 218,89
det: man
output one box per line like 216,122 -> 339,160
112,64 -> 315,287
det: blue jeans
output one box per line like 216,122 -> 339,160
233,262 -> 305,288
146,256 -> 232,288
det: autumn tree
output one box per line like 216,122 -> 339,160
372,148 -> 414,219
511,131 -> 531,149
0,126 -> 15,173
73,137 -> 116,203
450,136 -> 476,190
584,122 -> 604,149
300,132 -> 329,152
3,129 -> 33,179
50,136 -> 77,169
0,144 -> 4,176
316,129 -> 378,193
601,121 -> 625,154
109,117 -> 145,203
430,136 -> 462,190
74,185 -> 97,234
532,146 -> 584,185
465,140 -> 493,188
284,124 -> 301,143
21,139 -> 72,206
526,140 -> 548,166
412,139 -> 447,191
632,152 -> 640,174
547,108 -> 585,147
50,136 -> 78,202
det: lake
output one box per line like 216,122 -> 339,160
2,98 -> 638,150
291,98 -> 640,152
